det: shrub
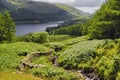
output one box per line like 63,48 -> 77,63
44,42 -> 65,52
19,31 -> 49,43
58,40 -> 104,69
116,73 -> 120,80
28,65 -> 79,80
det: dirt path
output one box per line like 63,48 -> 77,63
18,49 -> 99,80
19,49 -> 54,71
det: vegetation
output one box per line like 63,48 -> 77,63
58,40 -> 104,69
29,65 -> 80,80
19,31 -> 49,43
50,20 -> 90,36
0,0 -> 89,23
89,0 -> 120,39
48,35 -> 70,42
55,3 -> 90,18
0,11 -> 15,42
52,0 -> 120,39
93,40 -> 120,80
57,39 -> 120,79
30,52 -> 80,80
0,42 -> 49,70
0,0 -> 120,80
44,36 -> 89,51
0,71 -> 42,80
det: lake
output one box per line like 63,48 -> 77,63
16,21 -> 63,36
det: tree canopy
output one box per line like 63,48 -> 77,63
0,11 -> 15,42
89,0 -> 120,39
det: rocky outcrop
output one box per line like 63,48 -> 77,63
19,49 -> 54,71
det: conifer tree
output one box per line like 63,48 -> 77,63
0,13 -> 5,41
0,11 -> 15,42
3,11 -> 15,41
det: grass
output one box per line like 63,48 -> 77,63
58,40 -> 104,69
28,65 -> 81,80
57,39 -> 120,79
92,39 -> 120,79
55,3 -> 87,18
0,42 -> 49,70
1,35 -> 120,80
0,36 -> 87,80
48,35 -> 70,42
62,35 -> 89,46
0,71 -> 42,80
45,36 -> 89,51
117,73 -> 120,80
32,55 -> 53,65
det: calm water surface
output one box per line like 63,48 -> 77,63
16,21 -> 63,36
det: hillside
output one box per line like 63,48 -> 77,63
55,3 -> 90,19
1,0 -> 120,80
0,0 -> 89,23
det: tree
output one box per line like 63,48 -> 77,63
89,0 -> 120,39
0,13 -> 5,42
2,11 -> 15,41
0,11 -> 15,42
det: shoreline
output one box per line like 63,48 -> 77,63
15,21 -> 64,25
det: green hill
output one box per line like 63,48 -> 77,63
0,0 -> 89,23
55,3 -> 90,19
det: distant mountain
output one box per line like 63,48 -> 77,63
0,0 -> 90,23
55,3 -> 90,18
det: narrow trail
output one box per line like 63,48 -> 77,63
19,49 -> 54,71
18,49 -> 99,80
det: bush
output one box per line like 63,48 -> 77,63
116,73 -> 120,80
52,24 -> 83,36
58,40 -> 104,69
44,42 -> 65,52
58,39 -> 120,79
29,65 -> 79,80
19,31 -> 49,43
89,0 -> 120,39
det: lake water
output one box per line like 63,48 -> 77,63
16,21 -> 63,36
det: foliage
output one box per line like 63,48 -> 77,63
51,20 -> 91,36
0,42 -> 49,70
58,40 -> 104,69
93,39 -> 120,80
89,0 -> 120,39
0,11 -> 15,42
116,73 -> 120,80
55,3 -> 90,18
32,55 -> 52,65
48,35 -> 70,42
62,35 -> 89,46
44,42 -> 65,52
45,36 -> 89,51
29,65 -> 79,80
58,39 -> 120,79
54,24 -> 82,36
0,0 -> 89,23
19,31 -> 49,43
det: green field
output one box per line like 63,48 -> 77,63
0,35 -> 120,80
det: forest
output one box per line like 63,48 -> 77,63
0,0 -> 120,80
